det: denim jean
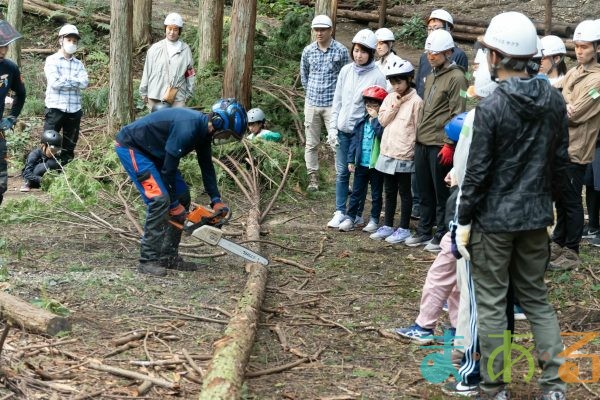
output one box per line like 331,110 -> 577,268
346,165 -> 383,221
335,130 -> 352,213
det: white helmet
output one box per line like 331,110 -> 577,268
58,24 -> 80,39
352,29 -> 377,50
424,29 -> 454,53
164,12 -> 184,28
311,15 -> 332,29
247,108 -> 266,123
482,12 -> 537,57
541,35 -> 566,56
375,28 -> 395,42
384,59 -> 414,79
573,20 -> 600,43
427,9 -> 453,27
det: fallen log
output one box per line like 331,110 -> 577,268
0,292 -> 71,336
0,0 -> 109,30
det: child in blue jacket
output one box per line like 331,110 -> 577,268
338,85 -> 388,232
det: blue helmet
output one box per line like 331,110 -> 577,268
444,112 -> 468,143
210,98 -> 247,140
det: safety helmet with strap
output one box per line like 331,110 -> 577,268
541,35 -> 566,56
352,29 -> 377,50
385,59 -> 415,79
482,12 -> 537,58
41,130 -> 63,148
0,20 -> 22,47
247,108 -> 266,123
427,9 -> 454,29
164,13 -> 184,28
375,28 -> 395,42
58,24 -> 80,39
311,15 -> 332,29
211,98 -> 248,141
424,29 -> 454,53
362,85 -> 388,103
444,112 -> 468,142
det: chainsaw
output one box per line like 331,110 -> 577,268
172,203 -> 269,266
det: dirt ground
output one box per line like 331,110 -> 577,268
1,1 -> 600,399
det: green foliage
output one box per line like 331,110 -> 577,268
31,287 -> 71,317
0,265 -> 9,282
396,15 -> 427,48
258,0 -> 306,18
81,86 -> 109,117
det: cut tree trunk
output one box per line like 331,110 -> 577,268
0,0 -> 109,30
6,0 -> 23,67
0,292 -> 71,336
132,0 -> 152,51
108,0 -> 134,132
223,0 -> 257,108
198,0 -> 224,69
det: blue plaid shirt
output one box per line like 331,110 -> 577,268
44,52 -> 88,113
300,39 -> 349,107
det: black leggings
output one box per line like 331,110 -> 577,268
586,186 -> 600,229
383,172 -> 412,229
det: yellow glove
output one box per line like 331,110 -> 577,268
455,223 -> 472,261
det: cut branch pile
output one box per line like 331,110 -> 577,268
0,0 -> 110,30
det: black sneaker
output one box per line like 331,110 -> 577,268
138,261 -> 167,276
590,236 -> 600,247
582,224 -> 600,239
411,206 -> 421,220
162,256 -> 205,271
442,380 -> 479,397
405,233 -> 433,247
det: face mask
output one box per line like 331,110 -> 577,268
63,42 -> 77,54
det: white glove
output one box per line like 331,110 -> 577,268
455,223 -> 472,261
327,129 -> 339,149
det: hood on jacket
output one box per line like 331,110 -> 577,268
432,61 -> 464,77
496,77 -> 555,120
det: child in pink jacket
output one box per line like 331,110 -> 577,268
371,60 -> 423,243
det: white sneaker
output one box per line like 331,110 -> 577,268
327,211 -> 346,228
370,225 -> 394,240
385,228 -> 411,244
354,216 -> 365,226
338,218 -> 355,232
362,219 -> 378,233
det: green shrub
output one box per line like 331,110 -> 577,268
396,15 -> 427,48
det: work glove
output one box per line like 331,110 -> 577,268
0,116 -> 16,131
326,129 -> 339,149
438,143 -> 455,167
211,198 -> 230,216
453,223 -> 471,261
169,203 -> 187,224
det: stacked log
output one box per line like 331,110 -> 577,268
337,6 -> 577,58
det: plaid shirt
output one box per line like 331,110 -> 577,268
44,52 -> 88,113
300,39 -> 349,107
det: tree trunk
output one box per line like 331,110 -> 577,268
6,0 -> 23,67
108,0 -> 134,132
377,0 -> 386,29
545,0 -> 553,35
132,0 -> 152,51
198,0 -> 224,69
313,0 -> 338,39
199,197 -> 268,400
0,292 -> 71,336
222,0 -> 256,108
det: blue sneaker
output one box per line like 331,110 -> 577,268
370,225 -> 394,240
514,304 -> 527,321
393,323 -> 434,344
442,300 -> 449,312
385,227 -> 411,244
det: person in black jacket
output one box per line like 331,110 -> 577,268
115,99 -> 247,277
454,12 -> 568,400
0,20 -> 26,206
21,130 -> 62,192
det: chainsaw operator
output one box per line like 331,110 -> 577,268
115,99 -> 247,277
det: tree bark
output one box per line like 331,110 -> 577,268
198,0 -> 224,69
313,0 -> 338,39
0,292 -> 71,336
108,0 -> 134,132
545,0 -> 553,35
223,0 -> 256,108
132,0 -> 152,51
377,0 -> 386,29
6,0 -> 23,67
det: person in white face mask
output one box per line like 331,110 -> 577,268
43,24 -> 88,164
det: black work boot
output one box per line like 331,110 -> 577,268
162,256 -> 205,271
138,261 -> 167,277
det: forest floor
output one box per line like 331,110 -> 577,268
1,1 -> 600,399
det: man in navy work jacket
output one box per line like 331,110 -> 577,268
115,99 -> 247,277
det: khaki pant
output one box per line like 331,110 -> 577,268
470,229 -> 566,395
304,103 -> 336,174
